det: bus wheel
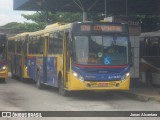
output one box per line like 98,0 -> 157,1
20,67 -> 24,82
58,76 -> 69,96
146,71 -> 153,87
37,71 -> 44,89
0,78 -> 5,83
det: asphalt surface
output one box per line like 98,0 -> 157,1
0,77 -> 160,120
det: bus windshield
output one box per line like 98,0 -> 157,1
73,35 -> 129,66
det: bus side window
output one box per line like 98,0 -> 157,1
29,37 -> 33,54
35,36 -> 43,54
16,40 -> 22,54
39,37 -> 44,54
32,37 -> 37,54
8,41 -> 15,52
58,31 -> 63,54
48,33 -> 54,54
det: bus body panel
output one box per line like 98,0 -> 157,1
68,73 -> 130,90
67,64 -> 130,90
47,56 -> 58,87
72,64 -> 129,81
27,56 -> 37,80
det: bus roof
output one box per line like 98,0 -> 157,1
8,21 -> 128,40
29,30 -> 45,37
44,23 -> 72,33
8,32 -> 30,40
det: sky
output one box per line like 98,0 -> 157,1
0,0 -> 34,26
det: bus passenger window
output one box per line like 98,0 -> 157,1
48,34 -> 54,54
8,41 -> 15,52
35,36 -> 43,54
58,31 -> 63,54
16,40 -> 22,53
29,37 -> 33,54
38,37 -> 43,54
48,32 -> 59,54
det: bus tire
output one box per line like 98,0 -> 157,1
20,67 -> 24,82
58,76 -> 69,96
0,78 -> 5,83
37,71 -> 44,89
146,71 -> 153,87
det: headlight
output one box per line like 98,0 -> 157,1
72,71 -> 84,82
73,72 -> 78,77
25,66 -> 28,70
121,72 -> 130,81
0,65 -> 7,70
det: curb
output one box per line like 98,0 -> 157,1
121,91 -> 160,102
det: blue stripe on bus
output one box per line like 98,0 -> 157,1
72,64 -> 130,81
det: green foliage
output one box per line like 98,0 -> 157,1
1,12 -> 103,33
21,12 -> 83,24
21,11 -> 104,24
0,22 -> 19,28
1,22 -> 45,33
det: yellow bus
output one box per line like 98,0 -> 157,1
0,33 -> 8,82
8,33 -> 30,81
26,22 -> 131,96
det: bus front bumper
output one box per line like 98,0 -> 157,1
67,75 -> 130,91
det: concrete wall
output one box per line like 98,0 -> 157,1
130,36 -> 140,79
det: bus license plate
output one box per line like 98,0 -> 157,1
98,83 -> 108,87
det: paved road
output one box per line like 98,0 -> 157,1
0,77 -> 160,120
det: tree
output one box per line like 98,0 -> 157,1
1,12 -> 103,32
21,11 -> 104,24
1,22 -> 45,33
21,12 -> 83,25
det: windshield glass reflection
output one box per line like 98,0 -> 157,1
73,35 -> 128,65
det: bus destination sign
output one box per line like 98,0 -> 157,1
80,25 -> 122,32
